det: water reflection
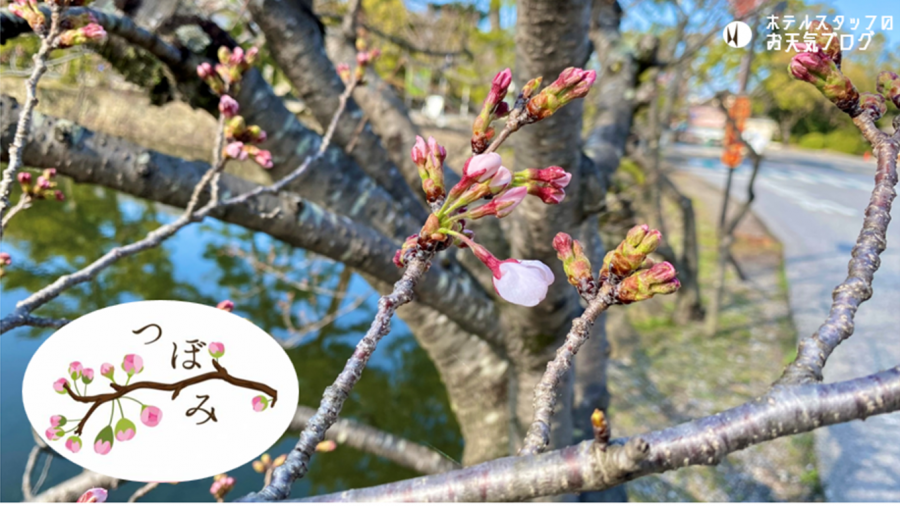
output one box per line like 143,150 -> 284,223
1,179 -> 462,501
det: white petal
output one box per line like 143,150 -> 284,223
519,260 -> 555,284
493,261 -> 553,307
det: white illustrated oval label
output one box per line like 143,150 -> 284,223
22,300 -> 299,483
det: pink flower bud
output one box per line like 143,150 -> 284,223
53,377 -> 69,394
616,262 -> 680,304
218,95 -> 240,118
140,405 -> 163,427
462,153 -> 502,183
82,368 -> 94,385
17,172 -> 32,185
252,395 -> 269,412
527,184 -> 565,204
411,136 -> 446,202
55,190 -> 66,201
80,23 -> 106,41
46,426 -> 64,441
224,142 -> 247,160
66,435 -> 82,453
492,259 -> 555,307
197,62 -> 214,79
410,136 -> 428,166
122,354 -> 144,376
68,361 -> 83,380
115,418 -> 136,441
217,300 -> 235,312
77,488 -> 108,503
93,426 -> 114,455
789,50 -> 859,114
100,363 -> 114,380
37,176 -> 51,190
553,232 -> 595,296
0,252 -> 10,266
486,68 -> 512,107
43,168 -> 57,179
600,224 -> 662,280
807,21 -> 841,67
254,149 -> 274,169
526,68 -> 595,120
487,166 -> 512,194
50,414 -> 66,427
208,342 -> 225,359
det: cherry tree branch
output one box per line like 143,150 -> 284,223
296,365 -> 900,502
519,283 -> 615,455
777,112 -> 899,385
244,253 -> 433,501
289,406 -> 460,475
32,471 -> 120,503
128,482 -> 159,502
0,3 -> 63,236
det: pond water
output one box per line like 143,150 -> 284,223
0,179 -> 462,501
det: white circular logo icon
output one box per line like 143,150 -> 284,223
723,21 -> 753,48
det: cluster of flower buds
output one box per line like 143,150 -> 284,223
222,109 -> 273,169
524,67 -> 596,122
876,71 -> 900,109
197,46 -> 259,95
18,168 -> 65,201
197,46 -> 273,169
470,67 -> 595,154
396,149 -> 568,307
210,474 -> 236,501
512,166 -> 571,204
410,136 -> 447,203
337,38 -> 381,85
553,225 -> 679,304
471,68 -> 512,153
788,23 -> 861,116
10,2 -> 106,45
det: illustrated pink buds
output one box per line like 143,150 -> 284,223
411,136 -> 447,202
217,299 -> 235,312
600,224 -> 661,281
616,262 -> 680,304
66,435 -> 83,454
53,378 -> 69,394
140,405 -> 163,427
76,488 -> 108,503
46,426 -> 64,441
210,474 -> 236,502
526,67 -> 596,121
252,395 -> 270,412
209,342 -> 225,359
82,368 -> 94,385
789,50 -> 859,115
553,232 -> 596,298
122,354 -> 144,377
858,93 -> 887,121
100,363 -> 114,380
94,426 -> 114,455
472,68 -> 512,153
876,71 -> 900,109
114,418 -> 137,442
218,95 -> 240,118
50,414 -> 67,427
68,361 -> 83,381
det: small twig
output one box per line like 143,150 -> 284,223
31,452 -> 53,495
1,192 -> 31,229
128,481 -> 159,502
777,113 -> 899,385
21,445 -> 41,501
244,253 -> 433,501
0,3 -> 64,237
281,294 -> 369,348
345,113 -> 368,154
64,359 -> 276,435
519,283 -> 616,456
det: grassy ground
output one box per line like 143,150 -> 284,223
605,170 -> 824,501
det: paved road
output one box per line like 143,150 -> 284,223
667,144 -> 900,502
